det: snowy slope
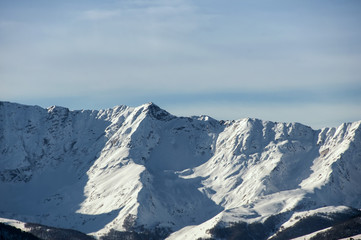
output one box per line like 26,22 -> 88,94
0,101 -> 360,239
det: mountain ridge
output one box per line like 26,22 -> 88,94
0,101 -> 360,239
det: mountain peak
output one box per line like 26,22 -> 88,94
1,102 -> 361,240
142,102 -> 175,121
47,105 -> 69,114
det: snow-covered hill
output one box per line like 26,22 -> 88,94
0,101 -> 360,239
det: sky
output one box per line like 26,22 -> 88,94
1,0 -> 361,129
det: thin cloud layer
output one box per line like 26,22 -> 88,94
0,0 -> 360,128
82,9 -> 121,20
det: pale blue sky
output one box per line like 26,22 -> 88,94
1,0 -> 360,128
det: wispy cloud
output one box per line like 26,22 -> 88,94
1,0 -> 360,128
81,9 -> 121,20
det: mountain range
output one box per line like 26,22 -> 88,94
0,101 -> 360,240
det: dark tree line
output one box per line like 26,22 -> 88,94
0,223 -> 40,240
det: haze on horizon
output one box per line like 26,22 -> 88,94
1,0 -> 361,129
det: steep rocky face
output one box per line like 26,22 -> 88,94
0,101 -> 360,239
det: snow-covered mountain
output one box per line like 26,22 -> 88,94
0,101 -> 360,240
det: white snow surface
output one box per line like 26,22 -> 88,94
0,217 -> 28,232
0,101 -> 360,239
